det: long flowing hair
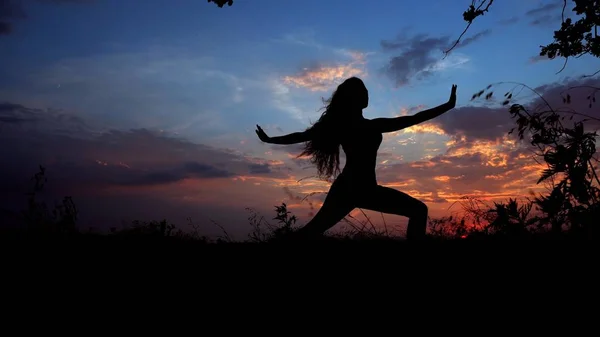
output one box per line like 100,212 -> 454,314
298,77 -> 364,179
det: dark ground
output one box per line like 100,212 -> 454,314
2,230 -> 595,271
1,230 -> 595,319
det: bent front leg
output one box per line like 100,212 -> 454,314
294,182 -> 355,240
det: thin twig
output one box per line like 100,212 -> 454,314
582,69 -> 600,78
380,212 -> 389,236
444,0 -> 494,57
555,57 -> 569,74
358,208 -> 378,233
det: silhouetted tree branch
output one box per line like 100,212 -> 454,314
582,69 -> 600,78
449,0 -> 600,76
207,0 -> 233,8
444,0 -> 494,57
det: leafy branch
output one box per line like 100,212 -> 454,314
207,0 -> 234,8
449,0 -> 600,76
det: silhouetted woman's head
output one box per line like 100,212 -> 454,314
299,77 -> 368,179
329,77 -> 369,111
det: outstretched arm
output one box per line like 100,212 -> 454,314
269,131 -> 312,145
255,125 -> 312,145
371,84 -> 457,133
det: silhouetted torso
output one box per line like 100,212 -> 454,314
339,118 -> 382,186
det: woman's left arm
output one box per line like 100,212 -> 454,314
370,85 -> 457,133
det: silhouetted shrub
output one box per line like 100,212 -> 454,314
469,82 -> 599,238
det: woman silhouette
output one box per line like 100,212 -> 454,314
255,77 -> 457,241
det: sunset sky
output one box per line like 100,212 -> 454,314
1,0 -> 598,238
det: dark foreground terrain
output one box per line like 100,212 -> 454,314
2,230 -> 595,270
1,230 -> 596,314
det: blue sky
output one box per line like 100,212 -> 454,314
1,0 -> 598,237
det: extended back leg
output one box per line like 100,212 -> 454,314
356,185 -> 428,241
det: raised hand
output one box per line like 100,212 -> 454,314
255,124 -> 271,143
448,84 -> 457,108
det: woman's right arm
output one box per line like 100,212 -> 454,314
255,125 -> 312,145
269,131 -> 311,145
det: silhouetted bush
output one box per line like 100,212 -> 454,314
465,82 -> 599,238
20,165 -> 79,237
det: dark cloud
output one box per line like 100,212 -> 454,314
525,2 -> 563,16
0,103 -> 31,123
0,137 -> 235,193
529,54 -> 552,63
497,16 -> 519,25
0,21 -> 10,34
380,30 -> 489,87
532,77 -> 600,128
0,102 -> 24,111
432,105 -> 514,142
425,77 -> 600,143
530,13 -> 562,26
0,101 -> 293,194
37,0 -> 94,3
0,0 -> 26,35
0,101 -> 300,235
0,101 -> 93,131
456,29 -> 492,48
524,1 -> 565,26
0,0 -> 27,19
381,34 -> 450,87
270,143 -> 305,156
184,161 -> 232,178
248,163 -> 272,174
0,0 -> 92,35
494,2 -> 565,28
114,161 -> 234,186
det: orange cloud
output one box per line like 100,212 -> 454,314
403,123 -> 446,135
370,134 -> 551,228
397,104 -> 427,116
282,52 -> 367,91
433,175 -> 464,182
